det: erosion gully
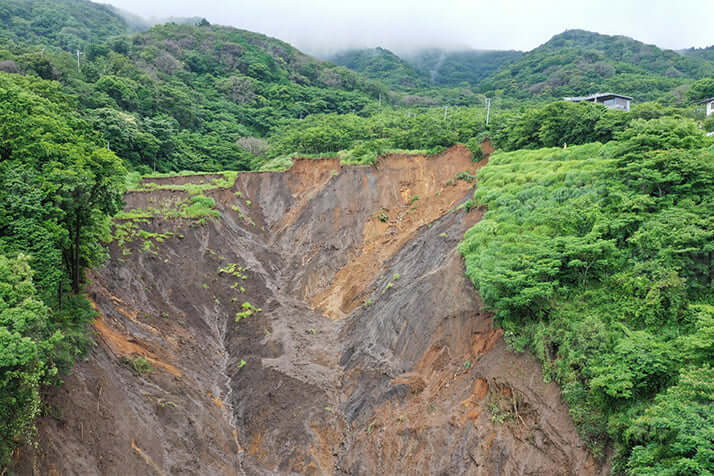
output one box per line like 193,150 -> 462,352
15,145 -> 606,476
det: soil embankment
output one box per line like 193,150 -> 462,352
15,145 -> 605,475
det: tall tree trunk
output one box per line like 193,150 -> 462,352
58,277 -> 62,311
72,217 -> 81,294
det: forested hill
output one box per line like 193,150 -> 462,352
0,0 -> 130,50
330,47 -> 522,89
0,0 -> 204,50
0,1 -> 388,172
478,29 -> 714,102
329,47 -> 427,91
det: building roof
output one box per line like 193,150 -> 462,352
697,97 -> 714,104
563,92 -> 633,102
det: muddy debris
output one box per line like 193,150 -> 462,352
15,146 -> 607,475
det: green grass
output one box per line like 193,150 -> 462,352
129,171 -> 239,193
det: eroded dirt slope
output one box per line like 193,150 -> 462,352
15,145 -> 606,475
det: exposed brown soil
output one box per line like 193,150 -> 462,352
13,145 -> 607,475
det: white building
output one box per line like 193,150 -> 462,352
698,97 -> 714,116
563,93 -> 632,112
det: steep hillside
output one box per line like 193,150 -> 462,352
461,126 -> 714,472
0,15 -> 387,172
14,147 -> 605,475
479,29 -> 714,103
0,0 -> 130,50
403,48 -> 522,87
329,47 -> 427,91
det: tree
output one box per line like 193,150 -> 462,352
0,72 -> 126,295
686,77 -> 714,103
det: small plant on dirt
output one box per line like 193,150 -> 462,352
377,211 -> 388,223
393,273 -> 401,281
464,360 -> 472,370
235,302 -> 261,322
161,312 -> 169,318
237,359 -> 246,369
410,195 -> 420,203
306,328 -> 318,335
382,282 -> 393,294
445,179 -> 456,187
202,283 -> 209,289
366,422 -> 375,434
263,329 -> 272,336
246,200 -> 252,206
456,171 -> 476,183
364,299 -> 374,307
331,169 -> 338,176
235,191 -> 243,198
129,357 -> 153,375
488,399 -> 514,425
219,263 -> 246,278
439,232 -> 448,238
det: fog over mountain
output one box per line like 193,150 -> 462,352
103,0 -> 713,56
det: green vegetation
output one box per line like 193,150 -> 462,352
460,120 -> 714,473
235,302 -> 261,322
0,69 -> 124,466
128,356 -> 153,375
0,2 -> 387,173
0,0 -> 130,51
0,255 -> 60,464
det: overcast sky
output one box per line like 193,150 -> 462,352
104,0 -> 713,57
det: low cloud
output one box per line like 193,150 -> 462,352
104,0 -> 714,56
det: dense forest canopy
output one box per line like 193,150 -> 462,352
460,121 -> 714,473
0,0 -> 712,473
329,47 -> 427,91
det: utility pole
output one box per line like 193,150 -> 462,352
76,49 -> 82,72
379,93 -> 382,108
443,105 -> 449,120
485,97 -> 491,126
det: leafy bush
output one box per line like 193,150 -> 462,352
0,255 -> 61,465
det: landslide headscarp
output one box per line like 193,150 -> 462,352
15,146 -> 605,475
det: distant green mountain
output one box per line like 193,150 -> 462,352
478,29 -> 714,103
680,45 -> 714,63
402,48 -> 522,87
329,47 -> 427,91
